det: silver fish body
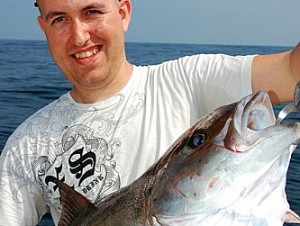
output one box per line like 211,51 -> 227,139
56,90 -> 300,226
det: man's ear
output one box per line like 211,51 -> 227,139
37,16 -> 45,32
119,0 -> 132,32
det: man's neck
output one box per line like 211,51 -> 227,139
70,62 -> 134,104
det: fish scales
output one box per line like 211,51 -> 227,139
55,90 -> 300,226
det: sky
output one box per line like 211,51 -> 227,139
0,0 -> 299,47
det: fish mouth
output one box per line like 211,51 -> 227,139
240,90 -> 275,132
224,90 -> 276,152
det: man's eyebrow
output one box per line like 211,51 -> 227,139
82,3 -> 106,11
43,4 -> 104,20
44,11 -> 67,21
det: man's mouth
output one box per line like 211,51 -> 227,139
74,47 -> 100,59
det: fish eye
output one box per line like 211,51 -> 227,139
188,131 -> 206,148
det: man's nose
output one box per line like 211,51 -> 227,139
71,19 -> 90,47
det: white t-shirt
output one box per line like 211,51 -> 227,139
0,54 -> 253,225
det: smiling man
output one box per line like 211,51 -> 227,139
0,0 -> 299,225
37,0 -> 133,103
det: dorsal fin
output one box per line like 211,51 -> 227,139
54,179 -> 96,226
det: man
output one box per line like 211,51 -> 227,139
0,0 -> 299,225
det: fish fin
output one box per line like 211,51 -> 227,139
284,209 -> 300,224
54,179 -> 96,226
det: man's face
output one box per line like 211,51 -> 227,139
37,0 -> 131,100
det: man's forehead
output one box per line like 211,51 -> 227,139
34,0 -> 121,7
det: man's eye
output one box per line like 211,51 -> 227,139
85,10 -> 102,18
52,17 -> 67,25
88,10 -> 100,14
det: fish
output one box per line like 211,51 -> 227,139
54,90 -> 300,226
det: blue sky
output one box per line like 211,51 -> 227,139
1,0 -> 299,46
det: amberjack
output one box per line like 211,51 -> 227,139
55,90 -> 300,226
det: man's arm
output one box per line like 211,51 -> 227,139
252,42 -> 300,104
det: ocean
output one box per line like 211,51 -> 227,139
0,39 -> 299,226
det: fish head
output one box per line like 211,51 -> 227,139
153,90 -> 300,221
